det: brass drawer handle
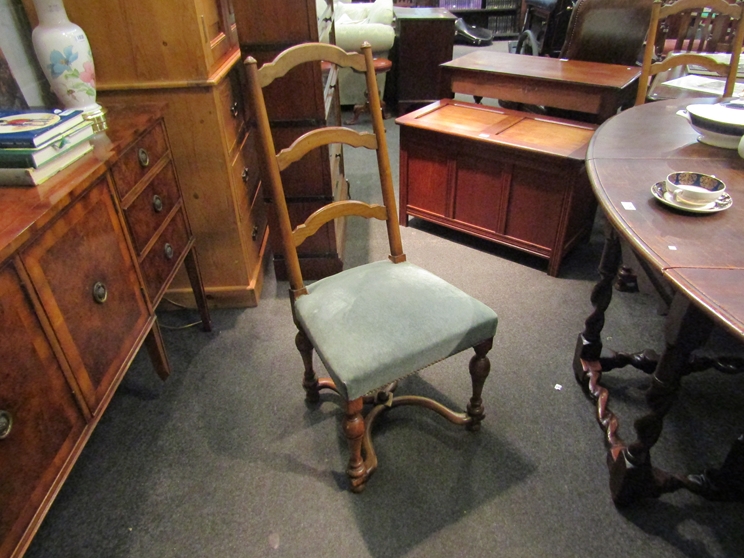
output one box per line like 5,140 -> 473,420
241,167 -> 250,183
92,282 -> 108,304
153,194 -> 164,213
138,148 -> 150,168
0,410 -> 12,439
164,243 -> 174,260
252,225 -> 259,241
230,102 -> 239,118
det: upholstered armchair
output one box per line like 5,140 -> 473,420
333,0 -> 396,106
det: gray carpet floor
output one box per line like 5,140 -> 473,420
24,47 -> 744,558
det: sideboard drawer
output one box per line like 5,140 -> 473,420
0,262 -> 86,558
110,121 -> 169,200
218,68 -> 245,155
241,182 -> 268,271
139,208 -> 191,303
124,161 -> 181,256
20,178 -> 151,414
232,130 -> 260,218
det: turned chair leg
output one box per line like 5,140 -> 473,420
467,338 -> 493,431
295,328 -> 320,403
343,397 -> 368,492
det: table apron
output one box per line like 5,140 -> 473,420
446,72 -> 631,117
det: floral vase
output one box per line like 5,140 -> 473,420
30,0 -> 105,125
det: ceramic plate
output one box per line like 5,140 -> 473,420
651,181 -> 732,213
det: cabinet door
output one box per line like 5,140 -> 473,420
21,179 -> 151,415
234,0 -> 319,45
0,262 -> 86,558
198,0 -> 239,67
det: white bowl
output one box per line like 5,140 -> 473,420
684,101 -> 744,148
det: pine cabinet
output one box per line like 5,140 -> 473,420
233,0 -> 348,279
23,0 -> 270,308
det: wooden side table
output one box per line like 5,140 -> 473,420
385,7 -> 457,114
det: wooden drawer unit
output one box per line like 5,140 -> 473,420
20,178 -> 151,415
0,105 -> 211,558
139,209 -> 192,303
111,117 -> 207,314
0,262 -> 86,558
388,8 -> 456,113
397,100 -> 597,276
122,160 -> 181,256
110,122 -> 169,200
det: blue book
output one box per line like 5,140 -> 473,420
0,108 -> 86,148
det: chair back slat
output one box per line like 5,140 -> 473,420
637,0 -> 744,105
257,43 -> 366,88
292,201 -> 388,247
276,128 -> 378,172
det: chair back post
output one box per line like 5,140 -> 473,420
360,44 -> 406,264
636,0 -> 663,105
724,5 -> 744,96
244,56 -> 307,295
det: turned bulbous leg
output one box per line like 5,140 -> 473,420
295,328 -> 320,403
467,338 -> 493,431
343,397 -> 368,492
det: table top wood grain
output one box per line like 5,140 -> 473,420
586,97 -> 744,336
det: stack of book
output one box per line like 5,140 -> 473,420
0,108 -> 95,186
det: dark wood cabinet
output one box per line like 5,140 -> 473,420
234,0 -> 347,280
397,100 -> 597,276
386,7 -> 457,114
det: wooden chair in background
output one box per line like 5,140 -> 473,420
637,0 -> 744,104
244,42 -> 499,492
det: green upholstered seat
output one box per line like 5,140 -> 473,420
294,260 -> 499,400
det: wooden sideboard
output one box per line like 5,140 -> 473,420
23,0 -> 270,308
0,105 -> 209,558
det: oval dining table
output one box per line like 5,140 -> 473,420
572,96 -> 744,506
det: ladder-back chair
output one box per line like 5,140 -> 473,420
244,42 -> 499,492
636,0 -> 744,104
